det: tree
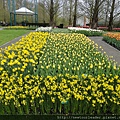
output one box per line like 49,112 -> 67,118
91,0 -> 99,28
68,0 -> 73,25
73,0 -> 77,27
50,0 -> 54,26
79,0 -> 105,28
91,0 -> 105,29
79,0 -> 96,27
62,0 -> 67,24
37,0 -> 48,22
54,0 -> 61,26
103,0 -> 111,26
108,0 -> 115,31
39,0 -> 62,26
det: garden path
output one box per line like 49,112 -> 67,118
89,36 -> 120,66
0,27 -> 3,30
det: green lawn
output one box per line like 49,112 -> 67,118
0,30 -> 31,46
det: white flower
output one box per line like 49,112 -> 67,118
68,27 -> 103,33
36,27 -> 52,32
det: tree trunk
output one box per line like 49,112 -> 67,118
73,0 -> 77,27
108,0 -> 115,31
104,0 -> 109,27
89,4 -> 94,28
69,0 -> 72,26
50,0 -> 54,27
91,0 -> 99,29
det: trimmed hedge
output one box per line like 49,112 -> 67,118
70,30 -> 103,36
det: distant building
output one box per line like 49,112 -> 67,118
76,16 -> 89,27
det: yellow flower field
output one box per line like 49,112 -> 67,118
0,32 -> 120,114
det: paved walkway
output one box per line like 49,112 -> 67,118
89,36 -> 120,65
0,27 -> 3,30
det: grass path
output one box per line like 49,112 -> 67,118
0,30 -> 31,46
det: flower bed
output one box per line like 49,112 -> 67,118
103,33 -> 120,50
68,27 -> 104,36
4,26 -> 29,30
36,27 -> 52,32
98,27 -> 120,32
113,28 -> 120,32
0,32 -> 120,115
